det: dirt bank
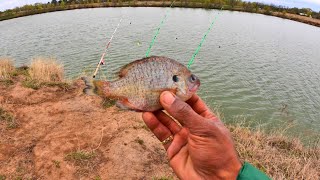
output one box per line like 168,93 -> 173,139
0,77 -> 175,179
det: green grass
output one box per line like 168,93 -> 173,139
152,176 -> 174,180
0,175 -> 6,180
101,97 -> 116,109
22,79 -> 71,90
42,81 -> 71,90
0,79 -> 14,86
11,66 -> 29,77
0,107 -> 18,129
52,160 -> 61,168
134,137 -> 146,148
65,151 -> 96,164
22,79 -> 41,90
135,138 -> 144,145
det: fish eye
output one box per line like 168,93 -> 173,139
190,74 -> 197,82
172,75 -> 179,82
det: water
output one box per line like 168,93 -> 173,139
1,7 -> 320,141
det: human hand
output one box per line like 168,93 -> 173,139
142,92 -> 242,179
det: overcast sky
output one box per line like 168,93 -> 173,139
0,0 -> 319,12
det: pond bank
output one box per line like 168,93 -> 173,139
1,1 -> 320,28
0,59 -> 319,179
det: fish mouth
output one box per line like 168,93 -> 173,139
189,81 -> 200,93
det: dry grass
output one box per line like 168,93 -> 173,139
0,58 -> 15,80
28,57 -> 64,82
229,124 -> 320,179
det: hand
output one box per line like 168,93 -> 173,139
142,92 -> 242,180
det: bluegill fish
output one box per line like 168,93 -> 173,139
83,56 -> 200,112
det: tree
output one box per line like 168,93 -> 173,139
264,6 -> 271,15
51,0 -> 58,5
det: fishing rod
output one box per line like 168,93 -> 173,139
187,7 -> 223,69
93,18 -> 123,78
145,1 -> 176,57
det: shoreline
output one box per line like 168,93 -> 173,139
0,60 -> 319,179
1,1 -> 320,28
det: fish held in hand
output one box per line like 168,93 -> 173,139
82,56 -> 200,112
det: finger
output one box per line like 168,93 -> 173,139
166,128 -> 188,160
142,112 -> 172,149
186,94 -> 220,121
154,111 -> 182,134
160,91 -> 204,128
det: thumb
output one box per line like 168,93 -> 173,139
160,91 -> 205,129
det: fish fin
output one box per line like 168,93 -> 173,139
81,77 -> 110,96
118,56 -> 160,78
116,98 -> 143,112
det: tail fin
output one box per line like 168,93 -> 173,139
81,77 -> 109,96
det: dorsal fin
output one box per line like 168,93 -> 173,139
118,56 -> 161,78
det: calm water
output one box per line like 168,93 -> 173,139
1,8 -> 320,141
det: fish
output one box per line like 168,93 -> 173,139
82,56 -> 200,112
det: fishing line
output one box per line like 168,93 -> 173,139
145,1 -> 176,57
187,7 -> 223,69
93,17 -> 123,78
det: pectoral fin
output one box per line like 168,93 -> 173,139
116,98 -> 143,112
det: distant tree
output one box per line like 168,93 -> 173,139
228,0 -> 235,8
264,5 -> 271,15
60,0 -> 66,7
51,0 -> 58,4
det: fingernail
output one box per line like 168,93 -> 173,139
162,91 -> 175,105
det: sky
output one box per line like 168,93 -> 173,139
0,0 -> 320,12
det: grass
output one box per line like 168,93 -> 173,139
0,58 -> 15,80
0,79 -> 14,87
101,97 -> 116,109
152,177 -> 174,180
229,123 -> 320,179
0,107 -> 18,129
52,160 -> 61,168
12,66 -> 29,77
0,57 -> 69,90
135,137 -> 145,145
65,150 -> 96,165
28,57 -> 64,83
13,57 -> 70,90
65,150 -> 100,177
22,80 -> 70,90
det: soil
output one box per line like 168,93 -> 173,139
0,78 -> 175,179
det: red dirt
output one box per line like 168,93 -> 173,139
0,78 -> 175,179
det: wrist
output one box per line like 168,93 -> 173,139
214,158 -> 242,180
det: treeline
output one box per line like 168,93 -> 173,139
0,0 -> 320,21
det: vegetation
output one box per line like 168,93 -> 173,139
24,57 -> 69,90
29,57 -> 64,83
0,107 -> 18,129
0,57 -> 70,90
229,123 -> 320,179
65,150 -> 96,163
0,175 -> 6,180
0,58 -> 15,80
101,97 -> 116,108
52,160 -> 61,168
0,0 -> 319,26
